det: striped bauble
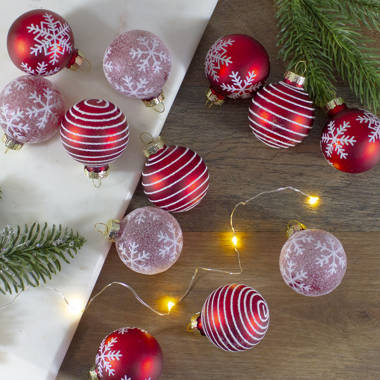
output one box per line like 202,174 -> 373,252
60,98 -> 128,176
200,284 -> 269,352
142,143 -> 209,213
249,71 -> 315,149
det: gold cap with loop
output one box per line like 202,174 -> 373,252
143,92 -> 165,113
94,219 -> 121,241
88,367 -> 99,380
140,132 -> 165,158
205,89 -> 224,107
69,50 -> 91,72
84,166 -> 109,188
325,97 -> 345,111
286,220 -> 307,239
186,312 -> 201,333
3,134 -> 23,151
284,71 -> 306,87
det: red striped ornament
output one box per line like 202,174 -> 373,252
198,284 -> 270,352
249,71 -> 315,149
60,98 -> 128,178
142,140 -> 209,213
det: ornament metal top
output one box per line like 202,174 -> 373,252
205,34 -> 270,106
7,9 -> 85,76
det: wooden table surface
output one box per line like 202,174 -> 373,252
58,1 -> 380,379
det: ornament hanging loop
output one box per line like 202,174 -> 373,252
88,367 -> 98,380
69,50 -> 91,72
92,177 -> 102,188
140,132 -> 154,145
294,60 -> 307,76
143,92 -> 165,113
140,133 -> 165,157
286,220 -> 307,238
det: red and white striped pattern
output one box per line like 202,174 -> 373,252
60,98 -> 128,168
200,284 -> 269,352
249,80 -> 315,149
142,145 -> 209,213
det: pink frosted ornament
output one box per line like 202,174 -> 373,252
103,30 -> 171,112
0,75 -> 64,150
279,225 -> 347,296
106,207 -> 183,275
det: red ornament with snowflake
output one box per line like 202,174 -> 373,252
205,34 -> 269,106
0,75 -> 64,150
280,227 -> 347,296
7,9 -> 82,76
249,71 -> 315,148
190,284 -> 269,352
320,97 -> 380,173
90,327 -> 163,380
60,98 -> 129,180
141,137 -> 209,212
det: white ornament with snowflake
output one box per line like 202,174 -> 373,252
280,229 -> 347,296
8,9 -> 76,76
0,75 -> 64,148
103,30 -> 171,101
114,206 -> 183,275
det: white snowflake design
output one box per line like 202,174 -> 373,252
356,111 -> 380,143
95,337 -> 122,377
114,76 -> 154,98
0,104 -> 30,139
205,38 -> 234,82
121,376 -> 131,380
116,327 -> 131,335
25,12 -> 73,65
130,208 -> 160,225
315,236 -> 346,276
321,120 -> 356,159
3,79 -> 26,96
280,259 -> 311,294
158,222 -> 182,260
25,88 -> 60,129
284,233 -> 314,259
130,36 -> 170,73
20,61 -> 60,76
118,241 -> 151,272
103,47 -> 113,73
220,71 -> 260,99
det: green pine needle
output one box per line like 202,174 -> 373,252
0,223 -> 86,295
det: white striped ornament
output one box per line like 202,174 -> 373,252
248,78 -> 315,149
142,145 -> 209,213
200,284 -> 269,352
60,98 -> 128,169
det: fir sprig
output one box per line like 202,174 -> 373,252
275,0 -> 380,111
0,223 -> 86,294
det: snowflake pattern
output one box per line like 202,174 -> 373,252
103,47 -> 113,73
20,61 -> 60,76
356,111 -> 380,143
220,71 -> 260,99
114,76 -> 154,98
118,241 -> 151,272
130,36 -> 170,73
26,12 -> 72,65
130,208 -> 160,225
315,236 -> 346,276
280,259 -> 311,294
3,79 -> 26,96
205,38 -> 234,82
284,233 -> 314,259
95,337 -> 122,377
116,327 -> 131,335
321,120 -> 356,159
0,104 -> 30,139
158,222 -> 182,260
25,88 -> 60,129
121,376 -> 131,380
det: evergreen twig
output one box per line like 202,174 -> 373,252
0,223 -> 86,294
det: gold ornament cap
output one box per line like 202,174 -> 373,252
143,92 -> 165,113
2,134 -> 23,151
105,219 -> 121,241
284,71 -> 306,87
141,134 -> 165,158
205,89 -> 225,107
84,167 -> 109,180
325,97 -> 345,111
286,220 -> 307,238
69,50 -> 91,72
88,367 -> 99,380
187,312 -> 201,332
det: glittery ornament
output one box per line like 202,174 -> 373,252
0,75 -> 64,150
249,71 -> 315,148
205,34 -> 269,106
108,207 -> 183,275
321,97 -> 380,173
190,284 -> 269,352
7,9 -> 83,76
60,98 -> 129,181
90,327 -> 163,380
103,30 -> 171,111
280,227 -> 347,296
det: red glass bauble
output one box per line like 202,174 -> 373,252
92,327 -> 163,380
249,71 -> 315,148
198,284 -> 269,352
7,9 -> 78,76
142,140 -> 209,212
205,34 -> 269,105
60,98 -> 128,178
321,98 -> 380,173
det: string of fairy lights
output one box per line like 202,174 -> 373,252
0,186 -> 320,316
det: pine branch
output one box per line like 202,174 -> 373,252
0,223 -> 86,295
